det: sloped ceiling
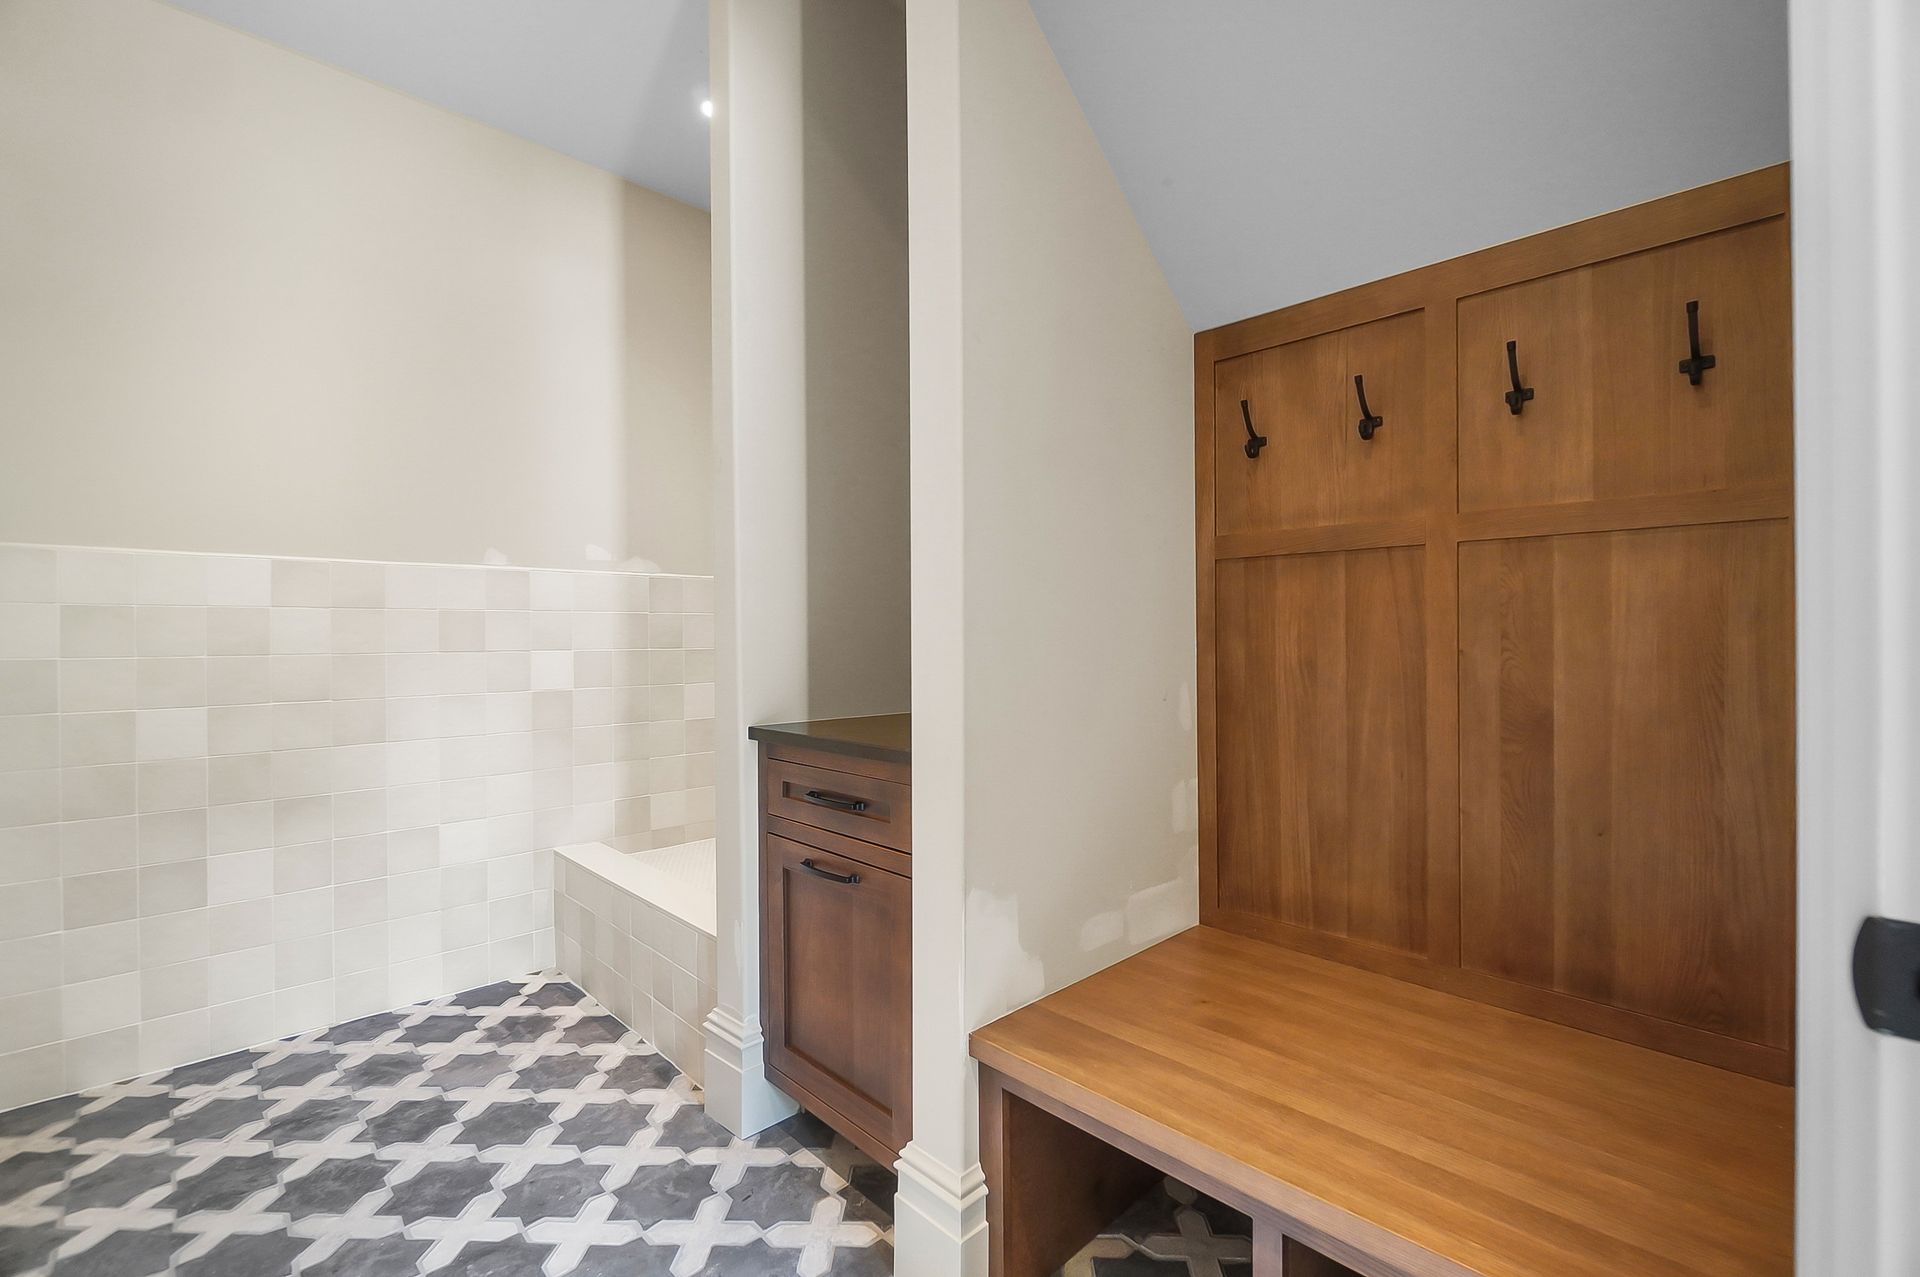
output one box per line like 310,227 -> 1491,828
164,0 -> 711,208
1028,0 -> 1790,331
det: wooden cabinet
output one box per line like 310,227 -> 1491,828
1458,521 -> 1795,1050
1196,166 -> 1794,1082
1458,217 -> 1792,512
1214,548 -> 1427,955
1212,310 -> 1427,537
750,716 -> 912,1164
764,833 -> 911,1155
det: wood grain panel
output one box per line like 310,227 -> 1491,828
1458,521 -> 1795,1048
1458,218 -> 1791,511
1214,313 -> 1426,536
1215,549 -> 1426,954
972,926 -> 1793,1277
762,833 -> 911,1160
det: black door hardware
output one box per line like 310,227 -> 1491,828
1240,399 -> 1267,458
1854,916 -> 1920,1041
1678,298 -> 1717,385
1504,340 -> 1535,416
802,788 -> 868,814
800,858 -> 861,885
1354,374 -> 1383,441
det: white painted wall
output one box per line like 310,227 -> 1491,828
702,0 -> 910,1137
0,0 -> 712,574
1029,0 -> 1791,330
902,0 -> 1195,1268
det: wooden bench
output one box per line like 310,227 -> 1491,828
970,926 -> 1793,1277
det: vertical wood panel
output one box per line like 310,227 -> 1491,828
1216,549 -> 1427,954
1458,522 -> 1795,1048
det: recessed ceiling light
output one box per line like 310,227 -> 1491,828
700,99 -> 714,119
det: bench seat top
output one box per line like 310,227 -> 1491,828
969,925 -> 1792,1277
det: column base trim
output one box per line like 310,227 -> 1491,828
701,1004 -> 798,1137
894,1140 -> 989,1277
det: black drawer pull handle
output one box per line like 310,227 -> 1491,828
800,858 -> 861,885
802,788 -> 868,814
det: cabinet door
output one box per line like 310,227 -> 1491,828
1458,218 -> 1791,511
763,834 -> 911,1156
1214,547 -> 1428,953
1458,521 -> 1794,1048
1212,311 -> 1426,537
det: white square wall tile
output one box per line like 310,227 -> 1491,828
1,660 -> 59,715
136,658 -> 206,710
62,920 -> 139,983
135,555 -> 207,606
0,717 -> 59,773
65,1026 -> 139,1091
0,824 -> 58,885
63,971 -> 140,1037
57,551 -> 136,605
136,607 -> 206,657
135,708 -> 207,761
0,771 -> 59,829
0,546 -> 57,602
270,560 -> 331,608
60,605 -> 135,658
204,557 -> 271,607
0,604 -> 59,659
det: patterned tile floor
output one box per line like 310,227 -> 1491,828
0,975 -> 894,1277
1053,1179 -> 1253,1277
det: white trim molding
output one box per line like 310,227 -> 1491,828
700,1004 -> 798,1139
1791,0 -> 1920,1271
893,1140 -> 989,1277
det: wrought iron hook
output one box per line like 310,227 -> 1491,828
1678,299 -> 1717,385
1504,339 -> 1535,416
1354,374 -> 1383,441
1240,399 -> 1267,459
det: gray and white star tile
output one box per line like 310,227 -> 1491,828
0,974 -> 895,1276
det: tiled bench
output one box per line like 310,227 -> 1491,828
553,840 -> 717,1083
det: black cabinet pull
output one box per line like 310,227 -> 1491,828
1678,298 -> 1717,385
800,858 -> 861,885
1353,374 -> 1383,441
1504,339 -> 1535,416
1239,398 -> 1267,458
802,788 -> 868,814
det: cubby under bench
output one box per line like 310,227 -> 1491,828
970,926 -> 1792,1277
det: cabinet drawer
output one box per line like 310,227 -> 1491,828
763,834 -> 911,1160
1212,310 -> 1426,536
764,756 -> 911,852
1458,217 -> 1791,512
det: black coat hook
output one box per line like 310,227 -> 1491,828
1239,399 -> 1267,458
1678,299 -> 1717,385
1354,374 -> 1382,441
1504,339 -> 1535,416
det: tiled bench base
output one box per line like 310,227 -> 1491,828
552,843 -> 716,1085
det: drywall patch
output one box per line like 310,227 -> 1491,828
966,887 -> 1047,1025
1127,860 -> 1199,948
1080,910 -> 1125,951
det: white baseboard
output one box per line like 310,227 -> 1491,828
700,1004 -> 798,1137
894,1140 -> 989,1277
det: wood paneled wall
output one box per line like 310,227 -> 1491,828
1194,165 -> 1794,1082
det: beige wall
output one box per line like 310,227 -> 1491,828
801,0 -> 912,719
0,0 -> 711,573
902,0 -> 1196,1268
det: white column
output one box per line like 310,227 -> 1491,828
702,0 -> 804,1138
1790,0 -> 1920,1271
